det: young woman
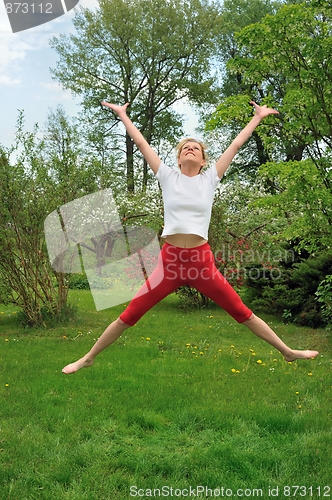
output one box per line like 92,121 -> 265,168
62,101 -> 318,374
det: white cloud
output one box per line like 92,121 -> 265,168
78,0 -> 99,9
0,15 -> 51,87
38,81 -> 74,101
0,75 -> 21,85
0,0 -> 99,87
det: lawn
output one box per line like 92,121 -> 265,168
1,291 -> 331,499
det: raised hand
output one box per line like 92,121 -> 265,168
250,100 -> 279,119
101,101 -> 129,117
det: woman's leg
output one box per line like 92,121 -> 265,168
192,252 -> 319,361
62,317 -> 129,374
62,245 -> 182,374
242,314 -> 319,361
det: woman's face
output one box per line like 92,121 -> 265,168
177,141 -> 206,169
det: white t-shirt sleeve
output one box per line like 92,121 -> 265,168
205,164 -> 222,187
155,161 -> 173,185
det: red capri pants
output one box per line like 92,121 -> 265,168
120,242 -> 252,326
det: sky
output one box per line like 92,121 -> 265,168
0,0 -> 198,151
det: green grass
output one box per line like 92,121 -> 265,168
1,291 -> 331,499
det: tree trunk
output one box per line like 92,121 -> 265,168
126,132 -> 135,194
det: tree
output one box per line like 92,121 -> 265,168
207,0 -> 332,253
201,0 -> 285,180
50,0 -> 222,193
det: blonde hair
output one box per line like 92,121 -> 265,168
175,138 -> 208,163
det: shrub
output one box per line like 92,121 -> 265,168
315,275 -> 332,328
68,274 -> 90,290
243,248 -> 332,327
175,286 -> 212,309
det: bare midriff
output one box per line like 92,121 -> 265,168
165,233 -> 207,248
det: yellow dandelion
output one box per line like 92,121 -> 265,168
192,351 -> 196,355
231,368 -> 236,373
209,315 -> 213,318
146,337 -> 151,341
308,372 -> 313,376
295,391 -> 299,395
194,345 -> 197,349
236,370 -> 240,374
250,348 -> 254,352
5,338 -> 9,342
231,345 -> 235,348
186,343 -> 190,347
257,359 -> 262,364
141,336 -> 145,340
251,352 -> 256,356
0,312 -> 4,314
179,352 -> 183,355
297,405 -> 302,409
5,384 -> 9,387
199,351 -> 204,355
273,359 -> 277,362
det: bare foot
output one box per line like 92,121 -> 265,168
62,356 -> 94,374
284,350 -> 319,362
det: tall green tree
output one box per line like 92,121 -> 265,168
201,0 -> 284,179
50,0 -> 222,193
204,0 -> 315,181
207,0 -> 332,252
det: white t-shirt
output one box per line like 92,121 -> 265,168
156,162 -> 221,240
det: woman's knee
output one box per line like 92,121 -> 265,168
242,313 -> 255,325
116,317 -> 131,330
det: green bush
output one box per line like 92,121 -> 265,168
68,273 -> 90,290
243,248 -> 332,327
315,274 -> 332,328
175,286 -> 212,309
17,302 -> 77,327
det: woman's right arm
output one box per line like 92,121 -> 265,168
101,102 -> 161,174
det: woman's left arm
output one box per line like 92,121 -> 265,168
215,101 -> 279,179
